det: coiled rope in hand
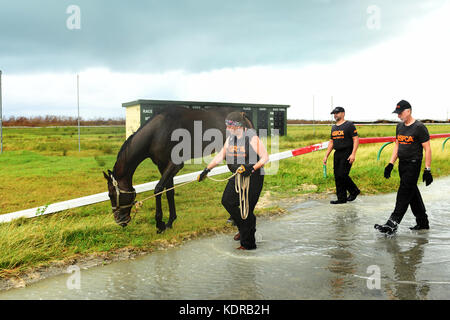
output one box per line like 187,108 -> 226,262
235,173 -> 250,220
207,167 -> 250,220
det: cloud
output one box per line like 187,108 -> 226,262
2,0 -> 449,121
0,0 -> 444,73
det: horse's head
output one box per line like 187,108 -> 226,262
103,170 -> 136,227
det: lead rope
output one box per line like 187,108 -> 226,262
134,180 -> 195,209
206,171 -> 238,182
235,173 -> 250,220
133,171 -> 239,211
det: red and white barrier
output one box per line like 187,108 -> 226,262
286,134 -> 450,159
1,133 -> 449,223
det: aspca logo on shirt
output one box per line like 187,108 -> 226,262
227,145 -> 246,157
332,130 -> 344,139
397,135 -> 414,144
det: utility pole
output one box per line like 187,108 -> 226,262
331,96 -> 334,125
313,95 -> 315,136
77,74 -> 80,152
0,70 -> 3,154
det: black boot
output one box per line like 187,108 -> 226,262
330,199 -> 347,204
410,217 -> 429,230
347,189 -> 361,202
409,224 -> 429,230
374,219 -> 398,235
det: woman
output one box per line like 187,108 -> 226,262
198,111 -> 269,250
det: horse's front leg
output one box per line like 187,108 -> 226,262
154,193 -> 166,234
165,178 -> 177,229
165,163 -> 184,229
154,161 -> 183,233
154,164 -> 168,234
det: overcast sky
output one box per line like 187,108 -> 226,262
1,0 -> 449,120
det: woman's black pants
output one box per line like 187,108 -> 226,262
221,173 -> 264,250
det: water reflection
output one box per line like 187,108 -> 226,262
327,207 -> 358,299
221,255 -> 263,299
152,251 -> 182,299
0,177 -> 449,300
382,236 -> 430,300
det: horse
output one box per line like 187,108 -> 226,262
103,105 -> 254,233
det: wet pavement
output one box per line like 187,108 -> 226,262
1,177 -> 449,300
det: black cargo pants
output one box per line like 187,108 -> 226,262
389,159 -> 428,225
333,148 -> 359,201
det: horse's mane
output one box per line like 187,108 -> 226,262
114,115 -> 153,174
116,133 -> 133,161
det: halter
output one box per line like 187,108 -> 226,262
110,175 -> 136,214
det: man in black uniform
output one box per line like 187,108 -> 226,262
375,100 -> 433,235
323,106 -> 360,204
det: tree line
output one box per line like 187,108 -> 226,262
2,115 -> 125,127
2,116 -> 447,127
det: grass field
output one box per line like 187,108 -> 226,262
0,124 -> 449,277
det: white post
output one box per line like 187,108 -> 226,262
77,74 -> 80,152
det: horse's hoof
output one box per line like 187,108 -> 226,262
165,223 -> 173,229
156,221 -> 166,234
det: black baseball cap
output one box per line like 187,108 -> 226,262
330,106 -> 345,114
393,100 -> 411,114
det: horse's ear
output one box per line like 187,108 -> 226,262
103,171 -> 111,182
